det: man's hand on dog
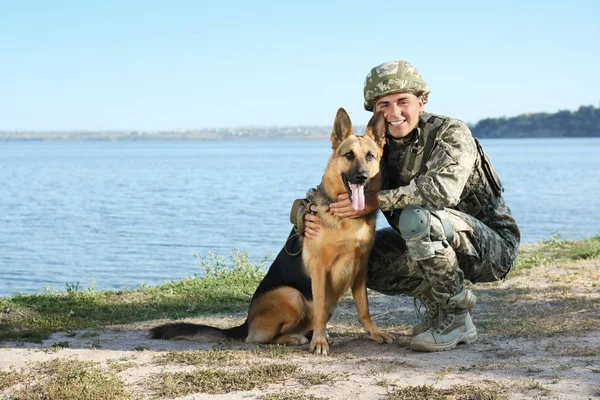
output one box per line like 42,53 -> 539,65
303,192 -> 380,239
303,205 -> 321,239
329,192 -> 379,218
330,192 -> 379,218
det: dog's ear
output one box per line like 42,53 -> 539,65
331,108 -> 353,151
365,111 -> 386,150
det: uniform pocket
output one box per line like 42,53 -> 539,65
446,209 -> 479,260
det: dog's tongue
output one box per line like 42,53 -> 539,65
351,184 -> 365,211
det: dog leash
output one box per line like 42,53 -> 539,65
284,232 -> 302,256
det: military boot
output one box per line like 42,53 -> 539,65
410,287 -> 477,352
412,281 -> 476,336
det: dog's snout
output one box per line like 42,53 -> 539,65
355,171 -> 368,183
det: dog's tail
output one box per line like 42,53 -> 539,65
150,320 -> 248,341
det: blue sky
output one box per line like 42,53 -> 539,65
1,0 -> 599,130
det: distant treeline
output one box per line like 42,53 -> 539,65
470,104 -> 600,138
2,104 -> 599,140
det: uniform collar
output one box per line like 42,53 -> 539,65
385,124 -> 420,146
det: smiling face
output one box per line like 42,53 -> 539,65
374,92 -> 424,139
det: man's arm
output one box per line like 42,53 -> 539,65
378,120 -> 477,211
330,120 -> 477,218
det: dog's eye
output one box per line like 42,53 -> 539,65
344,151 -> 354,161
366,152 -> 375,161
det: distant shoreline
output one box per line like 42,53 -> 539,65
2,134 -> 600,141
0,128 -> 335,141
1,131 -> 599,141
2,104 -> 599,140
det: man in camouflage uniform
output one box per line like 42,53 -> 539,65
300,60 -> 520,351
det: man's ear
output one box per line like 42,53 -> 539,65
418,96 -> 425,111
330,108 -> 353,151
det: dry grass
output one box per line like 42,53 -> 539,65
146,363 -> 299,397
155,347 -> 246,366
260,392 -> 328,400
550,345 -> 600,357
472,255 -> 599,338
155,344 -> 299,367
381,381 -> 508,400
297,371 -> 336,386
2,238 -> 598,399
523,378 -> 552,396
0,369 -> 26,390
11,359 -> 131,400
107,358 -> 137,373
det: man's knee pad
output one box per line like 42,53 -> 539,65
398,205 -> 430,240
399,205 -> 454,261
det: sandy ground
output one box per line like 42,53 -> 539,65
1,290 -> 599,400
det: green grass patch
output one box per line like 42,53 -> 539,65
0,249 -> 268,342
564,235 -> 600,260
11,359 -> 130,400
541,233 -> 600,261
512,253 -> 548,272
511,234 -> 600,275
147,363 -> 298,397
2,237 -> 598,343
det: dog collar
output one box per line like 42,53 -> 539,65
316,183 -> 337,206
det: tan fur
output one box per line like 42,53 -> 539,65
246,286 -> 313,344
152,109 -> 392,354
246,108 -> 392,355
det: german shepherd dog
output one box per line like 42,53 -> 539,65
151,108 -> 392,355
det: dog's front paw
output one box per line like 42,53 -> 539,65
369,330 -> 394,344
310,335 -> 330,356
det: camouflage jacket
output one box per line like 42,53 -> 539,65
379,112 -> 520,243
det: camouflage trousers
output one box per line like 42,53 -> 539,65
367,208 -> 519,297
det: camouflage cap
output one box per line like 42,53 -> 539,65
363,61 -> 430,111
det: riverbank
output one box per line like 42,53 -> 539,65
1,236 -> 599,399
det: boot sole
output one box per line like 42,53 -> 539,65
410,327 -> 477,352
